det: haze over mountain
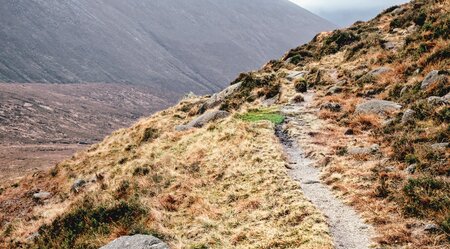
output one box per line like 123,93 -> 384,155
0,0 -> 334,95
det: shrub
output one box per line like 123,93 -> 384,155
294,78 -> 308,93
140,127 -> 159,144
35,199 -> 146,248
403,177 -> 450,219
133,166 -> 150,176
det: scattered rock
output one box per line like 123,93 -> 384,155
348,144 -> 380,156
443,92 -> 450,101
291,94 -> 305,103
405,164 -> 417,174
304,180 -> 320,185
200,82 -> 242,112
176,110 -> 230,131
401,109 -> 416,124
33,191 -> 51,200
344,129 -> 354,135
400,86 -> 408,96
71,179 -> 87,192
321,102 -> 341,112
262,96 -> 278,107
421,70 -> 448,90
355,100 -> 402,116
26,232 -> 40,242
23,103 -> 33,107
427,96 -> 449,106
424,224 -> 439,233
431,143 -> 449,150
286,71 -> 308,81
368,67 -> 392,76
100,235 -> 169,249
326,86 -> 343,95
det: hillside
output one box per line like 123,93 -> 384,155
0,0 -> 449,248
0,0 -> 334,94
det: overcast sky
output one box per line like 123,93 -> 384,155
290,0 -> 410,27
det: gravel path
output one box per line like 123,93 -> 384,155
276,93 -> 374,249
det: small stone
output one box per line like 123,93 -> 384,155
427,96 -> 449,106
424,224 -> 439,233
431,143 -> 449,150
401,109 -> 416,124
326,86 -> 343,95
33,191 -> 51,200
344,129 -> 354,135
291,94 -> 305,103
405,164 -> 417,174
26,232 -> 40,241
303,180 -> 320,185
321,102 -> 341,112
71,179 -> 86,192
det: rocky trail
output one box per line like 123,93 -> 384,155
276,93 -> 374,249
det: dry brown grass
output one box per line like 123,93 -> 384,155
0,98 -> 332,249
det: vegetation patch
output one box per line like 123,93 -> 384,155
237,108 -> 284,125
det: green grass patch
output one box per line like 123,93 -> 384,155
237,108 -> 285,125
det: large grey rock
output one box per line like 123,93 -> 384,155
100,235 -> 169,249
176,110 -> 229,131
401,109 -> 416,124
355,100 -> 402,116
421,70 -> 448,90
201,83 -> 242,111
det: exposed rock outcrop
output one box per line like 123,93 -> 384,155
176,110 -> 230,131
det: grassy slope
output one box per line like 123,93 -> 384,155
0,98 -> 332,248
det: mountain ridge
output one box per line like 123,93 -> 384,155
0,0 -> 334,94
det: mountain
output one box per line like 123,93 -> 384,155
1,0 -> 448,248
0,0 -> 334,94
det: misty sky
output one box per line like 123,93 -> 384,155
290,0 -> 410,27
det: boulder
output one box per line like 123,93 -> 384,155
355,100 -> 402,116
100,235 -> 169,249
321,102 -> 341,112
71,179 -> 86,192
176,110 -> 229,131
401,109 -> 416,124
200,82 -> 242,112
421,70 -> 448,90
291,94 -> 305,103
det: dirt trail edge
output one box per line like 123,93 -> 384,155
276,93 -> 374,249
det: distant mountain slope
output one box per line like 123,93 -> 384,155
0,0 -> 334,94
